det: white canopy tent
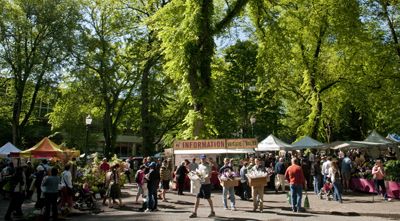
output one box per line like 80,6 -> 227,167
256,134 -> 292,151
291,136 -> 325,150
352,130 -> 394,146
0,142 -> 21,158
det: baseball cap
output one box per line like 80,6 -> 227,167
200,154 -> 207,159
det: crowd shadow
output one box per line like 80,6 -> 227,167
212,216 -> 261,221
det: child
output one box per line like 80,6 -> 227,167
318,178 -> 333,201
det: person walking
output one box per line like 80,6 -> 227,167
34,162 -> 47,209
311,156 -> 322,195
219,158 -> 236,211
188,158 -> 199,194
41,167 -> 60,221
4,167 -> 26,221
59,164 -> 73,214
274,157 -> 286,193
189,154 -> 215,218
107,164 -> 123,208
341,154 -> 352,193
175,161 -> 188,195
372,159 -> 389,201
239,161 -> 250,200
285,158 -> 306,212
329,161 -> 343,203
124,159 -> 132,184
145,162 -> 160,212
159,160 -> 171,202
321,156 -> 331,184
251,158 -> 265,212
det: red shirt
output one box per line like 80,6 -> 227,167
285,164 -> 305,186
100,162 -> 110,172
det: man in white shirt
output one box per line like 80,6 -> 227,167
321,156 -> 332,183
189,154 -> 215,218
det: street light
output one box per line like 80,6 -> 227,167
85,115 -> 92,162
250,116 -> 256,137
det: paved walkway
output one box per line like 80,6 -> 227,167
1,184 -> 399,221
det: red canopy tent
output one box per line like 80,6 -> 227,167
16,137 -> 79,160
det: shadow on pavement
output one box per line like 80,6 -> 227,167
171,200 -> 194,205
213,216 -> 261,221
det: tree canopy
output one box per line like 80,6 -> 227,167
0,0 -> 399,155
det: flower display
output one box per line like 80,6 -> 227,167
188,168 -> 209,182
74,153 -> 126,193
246,170 -> 269,179
219,170 -> 240,181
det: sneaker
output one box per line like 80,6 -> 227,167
144,208 -> 151,213
189,213 -> 197,218
223,207 -> 228,210
208,211 -> 215,218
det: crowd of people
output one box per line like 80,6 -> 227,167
0,147 -> 397,220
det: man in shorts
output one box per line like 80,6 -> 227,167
189,154 -> 215,218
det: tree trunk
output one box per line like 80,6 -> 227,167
140,59 -> 155,156
103,105 -> 113,158
12,85 -> 24,147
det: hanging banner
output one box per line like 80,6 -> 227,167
226,138 -> 257,149
174,138 -> 257,150
174,139 -> 225,150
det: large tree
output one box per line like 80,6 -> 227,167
0,0 -> 80,146
150,0 -> 249,139
250,0 -> 369,141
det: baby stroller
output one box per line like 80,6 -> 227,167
318,179 -> 333,201
74,187 -> 98,211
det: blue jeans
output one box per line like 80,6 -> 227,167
147,187 -> 158,210
323,174 -> 328,184
332,181 -> 343,202
222,186 -> 235,208
313,175 -> 321,194
289,184 -> 302,212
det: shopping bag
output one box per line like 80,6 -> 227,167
303,191 -> 310,209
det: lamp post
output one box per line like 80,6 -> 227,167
85,115 -> 92,162
250,116 -> 256,137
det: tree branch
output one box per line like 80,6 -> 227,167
213,0 -> 249,35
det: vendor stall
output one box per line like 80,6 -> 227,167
14,137 -> 80,162
291,136 -> 325,150
0,142 -> 21,158
173,138 -> 256,189
256,134 -> 292,151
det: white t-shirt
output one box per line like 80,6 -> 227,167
198,163 -> 211,184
